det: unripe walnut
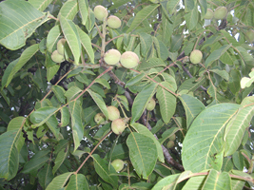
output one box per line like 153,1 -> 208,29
146,98 -> 156,111
51,50 -> 65,63
190,50 -> 203,64
214,6 -> 227,20
94,5 -> 108,21
111,159 -> 125,172
94,113 -> 105,124
169,134 -> 176,141
107,106 -> 120,121
120,51 -> 140,69
104,49 -> 121,65
245,30 -> 254,43
111,118 -> 127,135
107,15 -> 121,29
204,8 -> 213,20
57,39 -> 66,55
167,140 -> 175,149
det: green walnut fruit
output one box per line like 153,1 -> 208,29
204,8 -> 213,20
57,39 -> 66,55
111,159 -> 125,172
107,15 -> 121,29
51,50 -> 65,63
169,134 -> 176,141
190,50 -> 203,64
94,5 -> 108,21
107,106 -> 120,121
214,6 -> 227,20
245,30 -> 254,43
104,49 -> 121,65
167,140 -> 175,149
94,113 -> 106,124
120,51 -> 140,69
111,118 -> 127,135
146,98 -> 156,111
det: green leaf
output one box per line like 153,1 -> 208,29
53,144 -> 69,174
69,100 -> 84,152
30,106 -> 58,127
167,0 -> 180,14
182,175 -> 207,190
125,73 -> 146,87
158,127 -> 178,144
7,116 -> 26,131
58,0 -> 78,20
38,162 -> 54,189
65,173 -> 89,190
131,83 -> 157,123
184,0 -> 195,12
65,86 -> 82,101
46,172 -> 73,190
156,82 -> 176,123
47,65 -> 60,82
2,44 -> 39,88
60,16 -> 81,65
224,96 -> 254,156
210,69 -> 229,81
126,132 -> 157,179
77,26 -> 94,63
92,154 -> 118,189
131,123 -> 164,163
22,150 -> 50,174
152,174 -> 180,190
179,94 -> 205,128
182,103 -> 240,172
28,0 -> 53,11
0,0 -> 50,50
202,169 -> 231,190
60,107 -> 70,127
87,89 -> 109,120
85,8 -> 95,33
184,5 -> 198,31
127,4 -> 160,33
0,129 -> 21,180
204,44 -> 231,67
109,0 -> 130,10
170,34 -> 183,52
138,57 -> 166,70
46,25 -> 61,53
78,0 -> 88,25
139,32 -> 152,57
46,115 -> 61,140
52,85 -> 66,104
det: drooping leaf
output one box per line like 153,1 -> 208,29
126,132 -> 157,179
65,173 -> 89,190
224,96 -> 254,156
182,175 -> 207,190
0,0 -> 50,50
131,123 -> 164,163
182,103 -> 240,172
46,25 -> 61,53
78,0 -> 88,25
47,64 -> 60,82
28,0 -> 53,11
60,15 -> 81,65
7,116 -> 26,131
46,172 -> 73,190
156,81 -> 176,123
184,5 -> 198,31
52,85 -> 66,104
210,69 -> 229,81
139,32 -> 152,57
127,4 -> 160,33
2,44 -> 39,88
131,83 -> 157,123
69,100 -> 84,152
37,162 -> 54,189
65,86 -> 82,101
202,169 -> 231,189
53,144 -> 69,174
60,107 -> 70,127
151,173 -> 180,190
76,26 -> 94,63
46,115 -> 61,140
92,154 -> 118,189
58,0 -> 78,20
87,89 -> 109,120
138,57 -> 166,70
30,106 -> 58,127
179,94 -> 205,128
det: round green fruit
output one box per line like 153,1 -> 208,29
107,15 -> 121,29
146,98 -> 156,111
111,159 -> 124,172
94,113 -> 105,124
120,51 -> 140,69
104,49 -> 121,65
111,118 -> 127,135
245,30 -> 254,43
214,6 -> 227,20
167,140 -> 175,149
57,39 -> 66,55
190,50 -> 203,64
94,5 -> 108,21
169,134 -> 176,141
204,8 -> 213,20
51,50 -> 65,63
107,106 -> 120,121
